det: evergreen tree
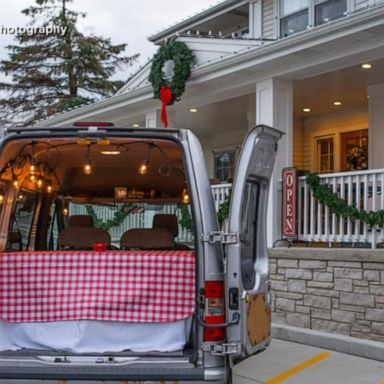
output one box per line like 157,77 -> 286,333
0,0 -> 139,125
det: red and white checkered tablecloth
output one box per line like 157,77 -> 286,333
0,250 -> 195,323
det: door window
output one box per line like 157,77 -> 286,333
240,181 -> 260,290
8,191 -> 38,250
317,137 -> 334,173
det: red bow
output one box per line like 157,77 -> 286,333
160,86 -> 173,128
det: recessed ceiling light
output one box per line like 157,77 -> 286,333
132,123 -> 140,127
101,151 -> 121,155
333,101 -> 342,106
361,63 -> 372,69
189,108 -> 198,113
303,108 -> 311,113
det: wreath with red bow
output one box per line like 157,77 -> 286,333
149,41 -> 194,127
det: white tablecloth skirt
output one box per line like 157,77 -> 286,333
0,317 -> 192,353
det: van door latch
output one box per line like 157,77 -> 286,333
202,232 -> 238,244
202,343 -> 241,356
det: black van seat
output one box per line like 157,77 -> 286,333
152,214 -> 179,237
152,214 -> 190,250
68,215 -> 94,227
120,228 -> 175,250
58,227 -> 111,250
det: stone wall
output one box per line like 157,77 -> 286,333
269,248 -> 384,342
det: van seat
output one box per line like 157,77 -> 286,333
58,227 -> 111,250
120,228 -> 174,250
68,215 -> 94,227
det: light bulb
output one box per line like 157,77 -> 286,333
182,189 -> 190,204
12,176 -> 19,189
138,159 -> 149,175
63,208 -> 69,216
0,191 -> 4,204
83,160 -> 92,175
46,181 -> 52,193
37,176 -> 43,189
30,163 -> 37,175
29,174 -> 37,183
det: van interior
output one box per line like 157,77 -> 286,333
0,134 -> 196,358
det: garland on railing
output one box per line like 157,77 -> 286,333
85,205 -> 131,231
217,190 -> 231,226
306,173 -> 384,227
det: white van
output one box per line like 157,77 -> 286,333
0,124 -> 282,383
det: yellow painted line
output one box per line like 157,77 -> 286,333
264,352 -> 332,384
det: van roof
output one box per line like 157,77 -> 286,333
5,126 -> 182,136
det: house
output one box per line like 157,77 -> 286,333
36,0 -> 384,249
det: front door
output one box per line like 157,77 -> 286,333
226,125 -> 282,363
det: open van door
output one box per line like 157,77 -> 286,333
225,125 -> 283,365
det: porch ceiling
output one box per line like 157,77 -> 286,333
294,57 -> 384,118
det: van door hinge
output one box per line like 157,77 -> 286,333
202,343 -> 241,356
202,232 -> 238,244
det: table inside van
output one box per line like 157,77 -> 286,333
0,250 -> 195,323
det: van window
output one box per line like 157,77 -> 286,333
240,181 -> 260,290
68,201 -> 194,248
8,191 -> 38,251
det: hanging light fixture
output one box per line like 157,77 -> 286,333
83,145 -> 92,175
12,174 -> 19,189
46,180 -> 53,193
182,188 -> 190,204
36,176 -> 44,189
138,143 -> 154,176
138,158 -> 149,175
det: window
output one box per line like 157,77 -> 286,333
341,130 -> 368,171
315,0 -> 347,26
240,181 -> 260,290
317,137 -> 334,173
280,0 -> 309,37
214,149 -> 236,183
8,191 -> 38,250
280,0 -> 348,37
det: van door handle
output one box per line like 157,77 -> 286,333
197,312 -> 240,328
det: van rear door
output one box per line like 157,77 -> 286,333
225,125 -> 282,364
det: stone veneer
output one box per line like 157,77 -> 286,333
269,248 -> 384,342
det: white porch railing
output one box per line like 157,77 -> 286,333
298,169 -> 384,248
211,183 -> 232,211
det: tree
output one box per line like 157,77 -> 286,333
0,0 -> 139,125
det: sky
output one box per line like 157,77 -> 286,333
0,0 -> 221,81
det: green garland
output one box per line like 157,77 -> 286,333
179,204 -> 193,231
149,41 -> 194,103
85,205 -> 130,232
306,173 -> 384,227
217,190 -> 231,226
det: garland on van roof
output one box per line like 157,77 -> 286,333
306,172 -> 384,227
149,40 -> 194,127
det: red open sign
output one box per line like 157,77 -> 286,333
282,167 -> 297,238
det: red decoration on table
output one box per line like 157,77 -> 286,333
160,86 -> 173,128
0,250 -> 195,323
93,242 -> 107,251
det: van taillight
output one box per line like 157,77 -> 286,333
204,281 -> 225,341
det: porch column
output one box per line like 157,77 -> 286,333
368,83 -> 384,169
145,110 -> 161,128
256,78 -> 293,247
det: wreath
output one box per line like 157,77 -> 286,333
346,146 -> 368,171
149,41 -> 194,127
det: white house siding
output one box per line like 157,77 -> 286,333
262,0 -> 276,40
300,107 -> 368,172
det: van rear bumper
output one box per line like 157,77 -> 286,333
0,364 -> 225,381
